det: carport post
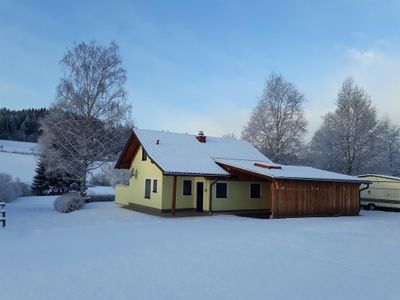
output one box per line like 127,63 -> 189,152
172,175 -> 177,216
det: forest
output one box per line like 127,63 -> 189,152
0,108 -> 47,142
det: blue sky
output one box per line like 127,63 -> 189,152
1,0 -> 399,137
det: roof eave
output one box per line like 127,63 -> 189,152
163,172 -> 231,177
273,176 -> 372,184
216,161 -> 370,184
115,130 -> 136,169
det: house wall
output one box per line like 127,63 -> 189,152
271,180 -> 360,217
162,176 -> 209,210
360,176 -> 400,207
160,177 -> 269,212
211,180 -> 270,212
115,146 -> 164,209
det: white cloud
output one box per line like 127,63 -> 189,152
347,48 -> 383,66
344,48 -> 400,125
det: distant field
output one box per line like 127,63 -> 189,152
0,140 -> 37,183
0,139 -> 112,187
0,139 -> 38,154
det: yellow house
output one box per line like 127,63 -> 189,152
358,174 -> 400,210
115,129 -> 368,217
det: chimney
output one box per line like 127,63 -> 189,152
196,131 -> 207,143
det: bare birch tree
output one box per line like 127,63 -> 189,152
39,41 -> 132,195
375,118 -> 400,175
310,77 -> 379,175
241,73 -> 307,164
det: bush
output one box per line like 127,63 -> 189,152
89,162 -> 129,187
89,172 -> 110,186
54,193 -> 86,213
0,173 -> 29,203
88,194 -> 115,202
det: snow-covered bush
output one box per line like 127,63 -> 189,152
14,178 -> 31,197
89,172 -> 110,186
0,173 -> 29,202
89,163 -> 129,187
54,193 -> 85,213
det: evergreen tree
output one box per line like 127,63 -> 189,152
31,156 -> 80,195
0,108 -> 47,142
31,159 -> 48,195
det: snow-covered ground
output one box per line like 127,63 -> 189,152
0,151 -> 37,183
0,139 -> 38,154
1,197 -> 400,300
87,185 -> 115,195
0,140 -> 113,189
0,140 -> 39,183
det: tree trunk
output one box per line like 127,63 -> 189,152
80,166 -> 88,196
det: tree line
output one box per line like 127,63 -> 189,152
242,74 -> 400,176
21,40 -> 400,197
0,108 -> 47,142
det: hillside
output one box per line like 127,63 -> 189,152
0,140 -> 38,183
0,139 -> 114,189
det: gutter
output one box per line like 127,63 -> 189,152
358,183 -> 370,213
209,180 -> 218,214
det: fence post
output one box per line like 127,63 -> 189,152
0,202 -> 6,228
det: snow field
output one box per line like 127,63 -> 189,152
1,196 -> 400,300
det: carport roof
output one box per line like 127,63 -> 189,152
215,158 -> 371,184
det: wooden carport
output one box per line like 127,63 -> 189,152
217,162 -> 362,218
269,180 -> 360,218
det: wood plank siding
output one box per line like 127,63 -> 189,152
271,180 -> 360,218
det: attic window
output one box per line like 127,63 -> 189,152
254,162 -> 281,169
142,149 -> 147,161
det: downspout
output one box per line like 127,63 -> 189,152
358,183 -> 370,213
172,175 -> 177,216
209,180 -> 218,214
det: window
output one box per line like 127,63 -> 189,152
183,180 -> 192,196
153,179 -> 158,193
250,183 -> 261,198
142,149 -> 147,161
144,179 -> 151,199
216,183 -> 227,198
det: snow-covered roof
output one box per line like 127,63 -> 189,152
133,128 -> 270,176
358,174 -> 400,182
116,128 -> 369,183
216,158 -> 369,183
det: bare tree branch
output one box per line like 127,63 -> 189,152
38,41 -> 132,195
242,73 -> 308,164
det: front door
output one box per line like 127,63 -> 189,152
196,182 -> 204,212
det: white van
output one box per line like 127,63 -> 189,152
358,174 -> 400,210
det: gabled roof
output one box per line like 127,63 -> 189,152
115,128 -> 270,176
216,158 -> 370,184
358,174 -> 400,182
116,128 -> 368,183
